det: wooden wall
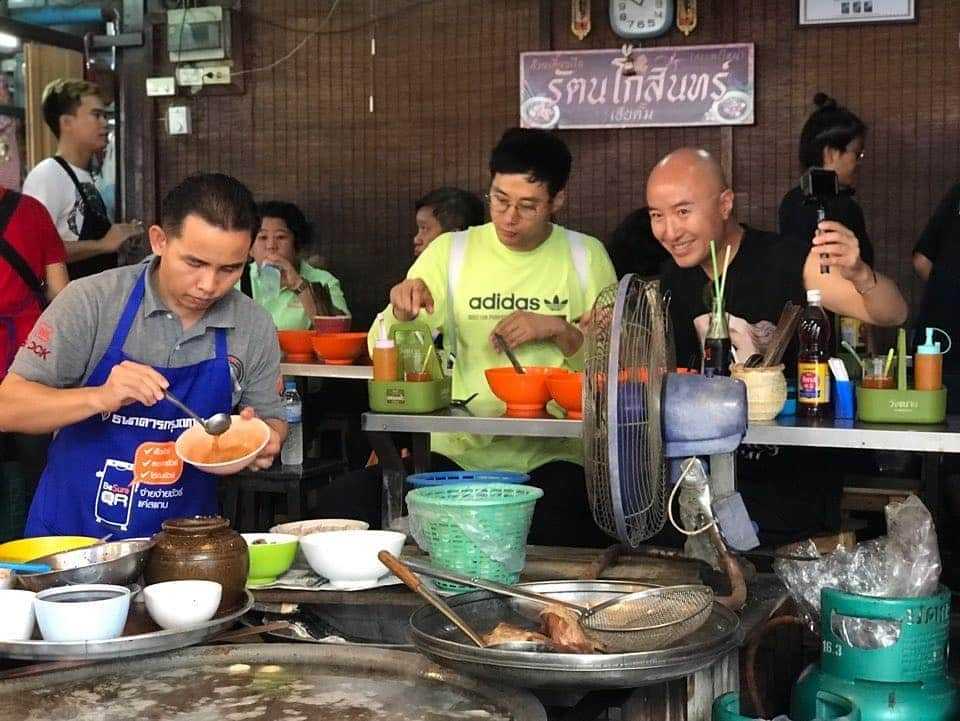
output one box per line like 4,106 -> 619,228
137,1 -> 960,328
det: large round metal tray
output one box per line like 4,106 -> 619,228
0,643 -> 546,721
0,590 -> 254,661
409,580 -> 741,690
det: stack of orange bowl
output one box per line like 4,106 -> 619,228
485,366 -> 567,417
547,371 -> 584,419
276,330 -> 316,362
311,332 -> 369,365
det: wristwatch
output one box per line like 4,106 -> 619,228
293,278 -> 310,294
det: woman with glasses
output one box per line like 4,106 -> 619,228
778,92 -> 875,267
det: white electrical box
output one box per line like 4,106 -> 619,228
168,106 -> 191,135
146,76 -> 176,96
167,6 -> 230,63
176,67 -> 204,87
202,65 -> 231,85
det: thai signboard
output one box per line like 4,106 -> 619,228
519,43 -> 754,130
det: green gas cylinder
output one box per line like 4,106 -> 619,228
792,587 -> 959,721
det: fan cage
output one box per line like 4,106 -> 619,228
583,274 -> 675,547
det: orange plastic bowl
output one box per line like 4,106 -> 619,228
312,315 -> 352,334
311,332 -> 368,365
547,371 -> 583,419
175,415 -> 271,476
485,366 -> 567,417
277,330 -> 316,362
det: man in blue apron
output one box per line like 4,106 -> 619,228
0,173 -> 286,539
22,78 -> 142,279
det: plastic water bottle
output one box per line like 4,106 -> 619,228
280,380 -> 303,466
260,263 -> 282,302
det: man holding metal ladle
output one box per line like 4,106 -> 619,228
0,173 -> 286,539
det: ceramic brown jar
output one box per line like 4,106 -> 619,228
144,516 -> 248,613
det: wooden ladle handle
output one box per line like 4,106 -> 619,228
378,550 -> 421,591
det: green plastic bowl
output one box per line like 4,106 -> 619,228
241,533 -> 299,586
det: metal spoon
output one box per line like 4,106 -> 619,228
494,333 -> 526,374
163,389 -> 232,435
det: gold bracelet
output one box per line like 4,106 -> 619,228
856,269 -> 878,295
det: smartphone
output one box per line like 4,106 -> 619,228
800,167 -> 839,202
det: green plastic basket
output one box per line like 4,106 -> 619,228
406,483 -> 543,591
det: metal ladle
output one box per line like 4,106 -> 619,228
163,389 -> 232,435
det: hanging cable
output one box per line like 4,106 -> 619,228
667,457 -> 717,537
233,0 -> 342,77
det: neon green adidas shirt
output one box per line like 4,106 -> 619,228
368,221 -> 617,472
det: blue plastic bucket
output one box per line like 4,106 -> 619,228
407,470 -> 529,487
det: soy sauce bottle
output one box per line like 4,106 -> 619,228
703,297 -> 732,377
797,289 -> 832,416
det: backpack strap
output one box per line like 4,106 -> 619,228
444,230 -> 469,368
0,191 -> 41,296
566,229 -> 589,295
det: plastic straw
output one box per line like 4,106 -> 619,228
709,240 -> 721,306
883,347 -> 895,377
421,344 -> 435,373
841,340 -> 864,370
718,244 -> 732,313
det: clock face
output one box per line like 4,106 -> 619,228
609,0 -> 675,39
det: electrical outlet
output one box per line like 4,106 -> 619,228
146,76 -> 176,96
176,67 -> 204,87
168,106 -> 191,135
202,65 -> 231,85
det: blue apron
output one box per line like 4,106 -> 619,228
25,270 -> 233,538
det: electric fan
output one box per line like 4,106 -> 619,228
583,274 -> 758,553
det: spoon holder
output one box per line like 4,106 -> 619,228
368,321 -> 451,414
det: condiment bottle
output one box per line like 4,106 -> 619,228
372,313 -> 398,381
703,296 -> 732,377
915,327 -> 943,391
797,289 -> 832,416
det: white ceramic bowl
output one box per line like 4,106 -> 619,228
0,589 -> 36,640
143,580 -> 222,630
299,530 -> 405,589
35,584 -> 131,642
175,415 -> 270,475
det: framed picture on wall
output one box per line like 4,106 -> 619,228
799,0 -> 915,26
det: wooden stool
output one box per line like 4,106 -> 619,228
220,457 -> 347,532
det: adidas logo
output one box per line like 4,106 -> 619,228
543,295 -> 568,312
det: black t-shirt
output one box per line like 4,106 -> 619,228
778,185 -> 875,267
914,183 -> 960,374
659,226 -> 808,370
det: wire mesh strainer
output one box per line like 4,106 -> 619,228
580,584 -> 714,652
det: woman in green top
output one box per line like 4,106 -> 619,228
243,201 -> 349,330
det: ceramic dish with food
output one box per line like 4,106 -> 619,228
269,518 -> 370,536
175,415 -> 270,475
241,533 -> 299,586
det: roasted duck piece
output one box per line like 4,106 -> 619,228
540,605 -> 606,654
482,621 -> 554,648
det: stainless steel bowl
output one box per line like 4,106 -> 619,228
17,539 -> 154,592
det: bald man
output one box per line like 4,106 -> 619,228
646,147 -> 906,369
646,148 -> 908,544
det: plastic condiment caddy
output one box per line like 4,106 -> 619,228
368,321 -> 451,413
856,328 -> 947,424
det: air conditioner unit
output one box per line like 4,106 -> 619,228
167,6 -> 230,63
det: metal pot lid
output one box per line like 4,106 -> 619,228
0,644 -> 546,721
408,580 -> 741,690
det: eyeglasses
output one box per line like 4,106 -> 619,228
848,147 -> 865,161
485,193 -> 547,219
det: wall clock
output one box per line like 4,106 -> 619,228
609,0 -> 675,39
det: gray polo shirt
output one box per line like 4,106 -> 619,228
10,256 -> 283,421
